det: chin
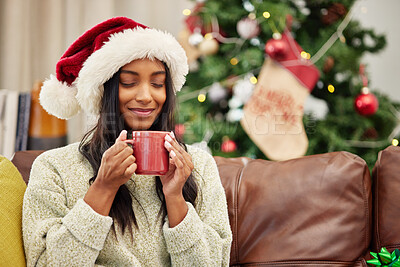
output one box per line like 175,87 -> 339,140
128,122 -> 154,131
123,116 -> 155,131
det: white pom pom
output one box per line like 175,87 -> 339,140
39,74 -> 81,120
232,74 -> 256,103
237,18 -> 260,39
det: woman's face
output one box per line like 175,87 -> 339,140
119,58 -> 167,130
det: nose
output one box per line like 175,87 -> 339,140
135,84 -> 152,104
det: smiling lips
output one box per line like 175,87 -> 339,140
129,108 -> 155,117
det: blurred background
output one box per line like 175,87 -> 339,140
0,0 -> 399,168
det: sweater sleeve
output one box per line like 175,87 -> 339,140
22,153 -> 113,267
162,151 -> 233,266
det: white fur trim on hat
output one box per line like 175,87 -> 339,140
77,27 -> 189,116
39,74 -> 81,119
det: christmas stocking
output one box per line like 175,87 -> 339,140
241,31 -> 319,161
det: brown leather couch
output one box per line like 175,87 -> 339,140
11,146 -> 400,267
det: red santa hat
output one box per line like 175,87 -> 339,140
40,17 -> 189,119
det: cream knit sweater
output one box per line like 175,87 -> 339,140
22,143 -> 232,266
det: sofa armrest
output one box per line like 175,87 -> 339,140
372,145 -> 400,252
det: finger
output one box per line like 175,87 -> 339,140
112,140 -> 132,154
116,130 -> 128,142
109,133 -> 127,155
165,135 -> 187,161
115,145 -> 134,163
165,140 -> 182,165
166,156 -> 177,173
121,153 -> 136,168
171,149 -> 193,178
115,154 -> 135,178
164,138 -> 193,169
124,162 -> 137,178
165,133 -> 185,153
105,143 -> 133,166
116,155 -> 136,177
170,150 -> 184,169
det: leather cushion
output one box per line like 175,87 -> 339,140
215,151 -> 371,266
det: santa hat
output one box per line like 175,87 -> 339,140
40,17 -> 189,120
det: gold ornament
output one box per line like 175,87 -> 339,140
178,27 -> 201,64
198,38 -> 219,56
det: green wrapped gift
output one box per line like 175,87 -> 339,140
367,247 -> 400,267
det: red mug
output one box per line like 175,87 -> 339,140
127,131 -> 169,175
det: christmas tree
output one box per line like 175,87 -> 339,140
176,0 -> 399,168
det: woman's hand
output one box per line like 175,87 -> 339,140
161,131 -> 194,198
95,130 -> 137,191
161,132 -> 193,227
84,130 -> 136,216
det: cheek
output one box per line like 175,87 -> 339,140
118,89 -> 130,110
155,90 -> 167,109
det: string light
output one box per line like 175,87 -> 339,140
272,32 -> 282,40
182,9 -> 191,16
328,84 -> 335,93
343,104 -> 400,149
250,76 -> 257,84
263,11 -> 271,19
248,13 -> 256,20
198,93 -> 206,102
311,1 -> 359,63
300,51 -> 311,60
230,57 -> 239,65
204,33 -> 213,40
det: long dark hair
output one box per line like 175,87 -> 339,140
79,61 -> 198,235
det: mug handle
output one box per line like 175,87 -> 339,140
124,131 -> 135,149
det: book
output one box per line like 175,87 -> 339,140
0,91 -> 6,154
0,89 -> 19,159
15,92 -> 31,152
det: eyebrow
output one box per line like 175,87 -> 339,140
120,70 -> 166,76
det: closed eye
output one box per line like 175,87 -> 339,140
152,83 -> 164,88
120,82 -> 137,87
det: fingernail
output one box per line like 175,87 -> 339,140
165,134 -> 172,142
170,150 -> 176,157
164,140 -> 171,149
170,131 -> 175,139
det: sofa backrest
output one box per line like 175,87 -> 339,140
372,145 -> 400,252
11,149 -> 376,266
215,151 -> 372,266
11,150 -> 44,184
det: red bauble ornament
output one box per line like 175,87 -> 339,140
321,3 -> 347,26
354,88 -> 379,116
265,38 -> 288,60
221,138 -> 237,153
175,124 -> 186,138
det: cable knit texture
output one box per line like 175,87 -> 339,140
22,143 -> 232,266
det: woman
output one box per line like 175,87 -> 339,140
22,17 -> 232,266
